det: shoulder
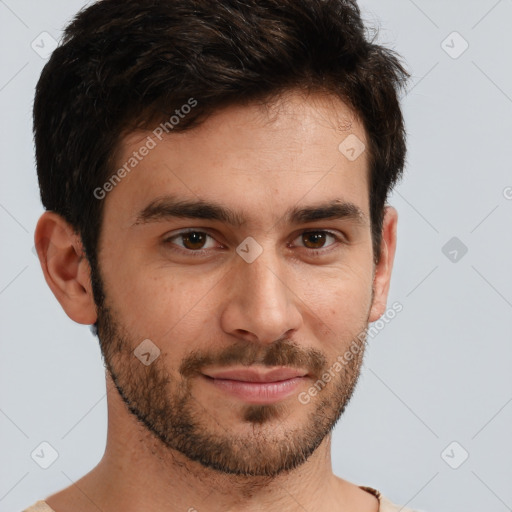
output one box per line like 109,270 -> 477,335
23,500 -> 56,512
359,485 -> 421,512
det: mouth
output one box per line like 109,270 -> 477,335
200,366 -> 309,404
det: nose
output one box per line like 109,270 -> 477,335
219,244 -> 303,345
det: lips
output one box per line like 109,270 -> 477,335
200,367 -> 308,404
202,366 -> 308,383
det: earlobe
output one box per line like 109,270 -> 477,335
368,206 -> 398,323
34,212 -> 98,325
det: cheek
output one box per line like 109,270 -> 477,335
309,286 -> 371,327
298,265 -> 373,348
102,259 -> 222,342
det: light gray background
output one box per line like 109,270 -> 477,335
1,1 -> 511,511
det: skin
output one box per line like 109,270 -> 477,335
34,89 -> 397,512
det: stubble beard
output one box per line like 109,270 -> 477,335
93,272 -> 370,478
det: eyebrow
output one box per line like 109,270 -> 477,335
133,195 -> 368,228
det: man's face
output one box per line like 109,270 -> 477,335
94,91 -> 378,476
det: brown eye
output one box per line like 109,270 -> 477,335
181,232 -> 208,250
291,230 -> 342,254
302,231 -> 328,249
164,230 -> 217,253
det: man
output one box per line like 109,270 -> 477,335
26,0 -> 415,510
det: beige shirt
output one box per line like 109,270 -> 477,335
23,486 -> 418,511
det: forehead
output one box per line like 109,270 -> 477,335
104,90 -> 370,227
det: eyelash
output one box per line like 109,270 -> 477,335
162,229 -> 346,257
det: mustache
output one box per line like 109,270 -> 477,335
179,337 -> 327,379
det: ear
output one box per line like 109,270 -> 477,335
368,205 -> 398,323
34,212 -> 98,325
